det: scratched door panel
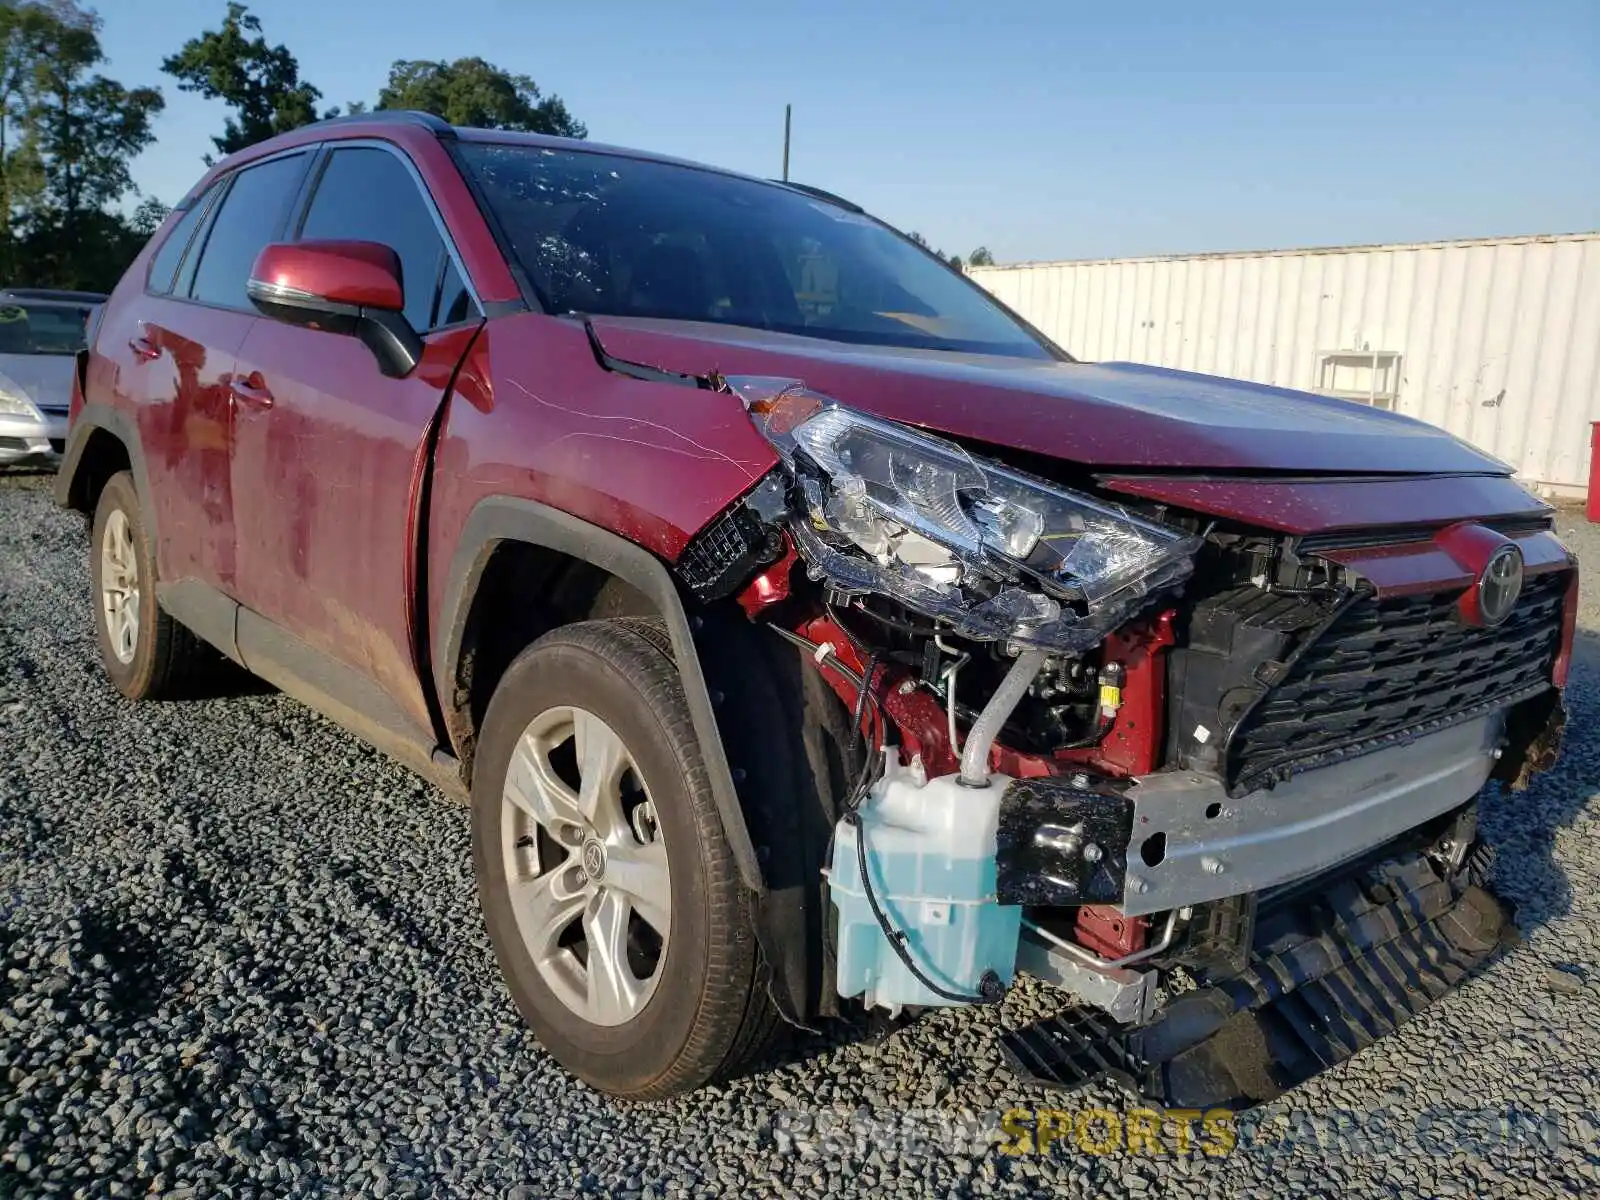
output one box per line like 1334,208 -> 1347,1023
229,318 -> 473,737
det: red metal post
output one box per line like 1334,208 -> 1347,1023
1588,421 -> 1600,523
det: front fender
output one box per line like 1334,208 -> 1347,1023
435,495 -> 764,892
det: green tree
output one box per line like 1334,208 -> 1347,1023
376,57 -> 585,136
129,194 -> 169,237
908,230 -> 964,270
0,1 -> 164,290
21,3 -> 161,257
14,206 -> 149,291
161,1 -> 320,161
967,246 -> 995,267
0,0 -> 62,277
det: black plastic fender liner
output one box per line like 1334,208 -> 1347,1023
691,609 -> 864,1025
435,496 -> 765,892
1001,846 -> 1513,1109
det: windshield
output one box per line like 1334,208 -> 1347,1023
0,302 -> 93,356
458,143 -> 1052,359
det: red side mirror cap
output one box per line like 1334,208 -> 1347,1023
249,240 -> 405,314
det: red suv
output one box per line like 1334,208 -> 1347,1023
57,111 -> 1576,1106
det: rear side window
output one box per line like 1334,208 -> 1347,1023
145,184 -> 217,296
188,153 -> 309,310
298,147 -> 451,331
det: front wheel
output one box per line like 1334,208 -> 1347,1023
471,619 -> 779,1099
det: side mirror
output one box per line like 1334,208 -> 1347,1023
247,240 -> 422,378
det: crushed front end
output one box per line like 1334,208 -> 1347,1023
670,377 -> 1576,1109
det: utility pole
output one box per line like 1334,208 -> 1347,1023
782,104 -> 791,181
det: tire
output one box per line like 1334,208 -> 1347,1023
471,619 -> 779,1099
89,471 -> 221,700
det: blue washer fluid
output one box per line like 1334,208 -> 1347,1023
829,756 -> 1023,1012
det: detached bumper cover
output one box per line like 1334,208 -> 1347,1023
1001,844 -> 1509,1109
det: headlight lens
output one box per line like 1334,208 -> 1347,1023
0,387 -> 37,417
734,378 -> 1200,649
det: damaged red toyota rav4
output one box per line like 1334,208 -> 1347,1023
59,111 -> 1577,1105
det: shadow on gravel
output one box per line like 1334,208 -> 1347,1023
0,900 -> 310,1194
1478,629 -> 1600,936
71,904 -> 186,1024
163,654 -> 279,702
720,1012 -> 912,1088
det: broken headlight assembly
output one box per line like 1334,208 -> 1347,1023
732,377 -> 1202,651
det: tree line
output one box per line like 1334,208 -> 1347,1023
909,232 -> 995,272
0,0 -> 584,292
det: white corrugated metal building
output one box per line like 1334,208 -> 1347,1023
970,232 -> 1600,499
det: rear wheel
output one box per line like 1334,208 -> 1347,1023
471,619 -> 779,1099
90,471 -> 220,700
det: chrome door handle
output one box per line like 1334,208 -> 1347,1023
228,375 -> 274,408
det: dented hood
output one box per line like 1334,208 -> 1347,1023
586,317 -> 1508,477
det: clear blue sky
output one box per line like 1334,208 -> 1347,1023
99,0 -> 1598,263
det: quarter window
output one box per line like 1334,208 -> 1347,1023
146,183 -> 218,295
434,258 -> 472,328
188,154 -> 309,310
298,147 -> 455,332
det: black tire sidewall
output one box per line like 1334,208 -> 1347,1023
471,629 -> 727,1095
90,473 -> 160,699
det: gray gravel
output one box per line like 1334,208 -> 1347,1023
2,466 -> 1598,1198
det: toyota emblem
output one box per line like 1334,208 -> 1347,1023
1477,544 -> 1524,626
580,838 -> 607,881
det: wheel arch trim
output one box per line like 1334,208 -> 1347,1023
55,405 -> 156,541
436,496 -> 764,892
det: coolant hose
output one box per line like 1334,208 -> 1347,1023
959,647 -> 1047,786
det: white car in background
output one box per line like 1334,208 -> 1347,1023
0,288 -> 104,466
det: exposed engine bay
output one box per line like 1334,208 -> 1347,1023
668,373 -> 1575,1106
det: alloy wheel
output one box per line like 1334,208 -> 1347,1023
501,705 -> 670,1026
100,508 -> 139,664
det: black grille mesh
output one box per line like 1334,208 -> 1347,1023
674,501 -> 778,602
1226,570 -> 1568,793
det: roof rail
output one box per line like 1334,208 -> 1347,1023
307,109 -> 456,139
770,180 -> 864,214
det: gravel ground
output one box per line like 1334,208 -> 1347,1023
2,467 -> 1598,1199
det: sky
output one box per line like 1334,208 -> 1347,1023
98,0 -> 1599,264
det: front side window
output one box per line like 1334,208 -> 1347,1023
188,153 -> 309,310
456,142 -> 1051,358
298,147 -> 451,332
0,302 -> 94,355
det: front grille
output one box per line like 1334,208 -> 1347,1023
1225,571 -> 1567,794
